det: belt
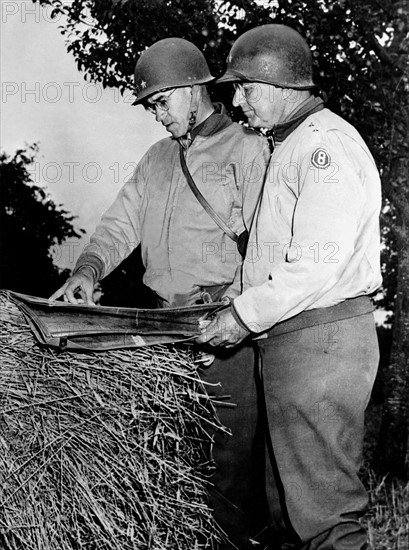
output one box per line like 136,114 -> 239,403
155,283 -> 230,308
264,296 -> 375,338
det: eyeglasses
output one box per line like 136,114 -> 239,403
144,88 -> 177,114
233,83 -> 260,101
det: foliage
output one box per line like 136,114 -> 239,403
97,247 -> 157,308
365,471 -> 409,549
378,204 -> 398,316
35,0 -> 409,305
33,0 -> 409,475
0,145 -> 85,297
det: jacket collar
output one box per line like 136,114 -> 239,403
270,96 -> 324,144
191,102 -> 233,138
178,103 -> 233,148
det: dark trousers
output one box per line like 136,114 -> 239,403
258,312 -> 379,549
198,344 -> 261,550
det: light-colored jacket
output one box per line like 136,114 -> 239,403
234,108 -> 382,332
76,116 -> 269,306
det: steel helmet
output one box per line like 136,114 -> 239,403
133,38 -> 214,104
217,24 -> 315,90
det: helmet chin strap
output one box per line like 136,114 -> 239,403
177,86 -> 201,146
187,86 -> 199,133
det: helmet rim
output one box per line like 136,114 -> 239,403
133,37 -> 214,105
217,24 -> 316,90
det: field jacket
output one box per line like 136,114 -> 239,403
75,105 -> 269,306
233,102 -> 382,332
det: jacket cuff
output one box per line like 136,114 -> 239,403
231,301 -> 252,333
73,254 -> 104,282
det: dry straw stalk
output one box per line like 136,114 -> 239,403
0,294 -> 224,550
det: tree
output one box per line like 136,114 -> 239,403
0,145 -> 85,297
35,0 -> 409,476
97,249 -> 157,308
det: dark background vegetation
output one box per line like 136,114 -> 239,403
1,0 -> 408,479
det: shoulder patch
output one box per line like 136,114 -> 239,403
311,148 -> 331,169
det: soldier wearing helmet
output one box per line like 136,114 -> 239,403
50,37 -> 270,549
198,24 -> 382,550
133,37 -> 215,137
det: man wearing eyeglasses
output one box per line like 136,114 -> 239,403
50,37 -> 270,549
198,24 -> 382,550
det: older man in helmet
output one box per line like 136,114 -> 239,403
198,25 -> 382,550
50,38 -> 269,549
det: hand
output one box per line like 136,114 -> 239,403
49,267 -> 96,305
196,308 -> 250,348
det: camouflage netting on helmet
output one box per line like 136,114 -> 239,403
0,292 -> 224,550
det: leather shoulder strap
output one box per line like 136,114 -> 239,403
179,145 -> 238,242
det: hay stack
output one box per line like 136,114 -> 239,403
0,293 -> 223,550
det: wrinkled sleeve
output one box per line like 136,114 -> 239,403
234,131 -> 371,333
74,152 -> 149,280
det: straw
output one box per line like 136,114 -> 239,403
0,293 -> 225,550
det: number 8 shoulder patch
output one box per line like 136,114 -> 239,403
311,148 -> 331,169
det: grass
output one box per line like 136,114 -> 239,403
364,400 -> 409,549
1,293 -> 407,549
366,472 -> 409,550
